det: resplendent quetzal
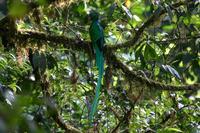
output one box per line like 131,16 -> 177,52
89,10 -> 104,122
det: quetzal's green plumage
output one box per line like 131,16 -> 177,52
89,11 -> 104,123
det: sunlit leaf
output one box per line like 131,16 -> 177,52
144,44 -> 158,61
159,127 -> 183,133
162,24 -> 175,31
36,0 -> 47,5
133,14 -> 141,22
9,0 -> 27,17
125,0 -> 131,8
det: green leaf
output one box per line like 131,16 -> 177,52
133,14 -> 141,22
36,0 -> 47,5
76,2 -> 85,14
135,43 -> 145,61
131,2 -> 145,15
0,57 -> 7,69
158,127 -> 183,133
144,44 -> 158,61
162,24 -> 176,31
9,0 -> 27,17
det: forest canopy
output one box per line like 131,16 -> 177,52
0,0 -> 200,132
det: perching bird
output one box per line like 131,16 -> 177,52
89,10 -> 104,123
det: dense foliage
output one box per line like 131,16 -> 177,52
0,0 -> 199,132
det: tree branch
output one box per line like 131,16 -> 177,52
107,1 -> 188,50
15,30 -> 200,91
17,30 -> 89,52
24,0 -> 57,12
41,75 -> 81,133
107,52 -> 200,91
151,34 -> 200,44
111,108 -> 132,133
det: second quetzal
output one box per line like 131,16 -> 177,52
89,10 -> 104,122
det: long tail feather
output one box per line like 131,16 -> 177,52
89,49 -> 104,124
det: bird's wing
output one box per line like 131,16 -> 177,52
89,21 -> 104,43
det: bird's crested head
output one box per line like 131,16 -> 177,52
89,10 -> 99,21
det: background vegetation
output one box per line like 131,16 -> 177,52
0,0 -> 199,132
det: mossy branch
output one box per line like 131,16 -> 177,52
15,30 -> 200,91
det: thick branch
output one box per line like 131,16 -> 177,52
17,30 -> 89,51
15,30 -> 200,91
107,52 -> 200,91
